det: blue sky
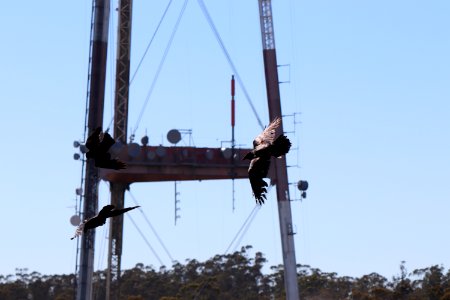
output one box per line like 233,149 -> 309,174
0,0 -> 449,282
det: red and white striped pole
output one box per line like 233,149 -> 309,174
231,75 -> 236,211
231,74 -> 235,144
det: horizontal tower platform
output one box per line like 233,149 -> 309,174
99,144 -> 253,183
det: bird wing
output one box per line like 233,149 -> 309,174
248,157 -> 271,204
99,132 -> 116,153
92,135 -> 127,170
107,206 -> 140,218
270,135 -> 292,158
70,208 -> 112,239
253,117 -> 281,151
98,205 -> 115,218
83,216 -> 107,232
85,127 -> 102,151
95,157 -> 127,170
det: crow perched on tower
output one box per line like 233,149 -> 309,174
71,205 -> 139,240
243,117 -> 291,204
85,127 -> 126,170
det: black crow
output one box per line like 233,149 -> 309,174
85,127 -> 126,170
71,205 -> 139,240
243,117 -> 291,204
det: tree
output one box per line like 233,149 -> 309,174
351,272 -> 393,300
2,249 -> 450,300
391,261 -> 413,299
421,265 -> 444,300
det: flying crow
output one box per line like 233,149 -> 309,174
85,127 -> 126,170
243,117 -> 291,204
71,205 -> 139,240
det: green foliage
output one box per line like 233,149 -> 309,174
1,249 -> 450,299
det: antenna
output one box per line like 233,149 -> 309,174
167,129 -> 182,145
231,75 -> 236,212
174,181 -> 181,225
167,129 -> 193,146
70,215 -> 81,226
282,112 -> 301,134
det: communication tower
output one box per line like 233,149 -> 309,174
75,1 -> 303,299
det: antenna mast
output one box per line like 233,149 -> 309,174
77,0 -> 110,299
231,75 -> 236,211
107,0 -> 133,299
258,0 -> 300,299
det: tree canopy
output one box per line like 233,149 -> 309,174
1,247 -> 449,300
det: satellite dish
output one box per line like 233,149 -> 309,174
73,153 -> 81,160
79,145 -> 88,154
167,129 -> 181,144
221,147 -> 232,159
297,180 -> 309,191
73,141 -> 80,148
70,215 -> 81,226
127,143 -> 141,158
75,188 -> 83,196
109,141 -> 124,156
147,150 -> 156,160
141,135 -> 149,146
156,145 -> 166,157
205,149 -> 214,160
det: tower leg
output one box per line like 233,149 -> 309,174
77,0 -> 110,299
258,0 -> 300,298
77,163 -> 99,300
106,183 -> 128,300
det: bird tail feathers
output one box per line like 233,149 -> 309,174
70,222 -> 86,240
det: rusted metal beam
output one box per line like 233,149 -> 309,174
100,146 -> 252,183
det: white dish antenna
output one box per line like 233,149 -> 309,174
127,143 -> 141,158
70,215 -> 81,226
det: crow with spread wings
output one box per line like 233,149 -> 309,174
71,205 -> 139,240
85,127 -> 126,170
243,117 -> 291,204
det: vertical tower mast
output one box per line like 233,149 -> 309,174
258,1 -> 299,299
231,75 -> 236,211
106,0 -> 133,299
77,0 -> 110,299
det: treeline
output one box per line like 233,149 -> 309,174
1,246 -> 450,300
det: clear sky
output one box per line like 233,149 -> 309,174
1,0 -> 449,282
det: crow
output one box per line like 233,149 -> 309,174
71,205 -> 139,240
243,117 -> 291,204
85,127 -> 126,170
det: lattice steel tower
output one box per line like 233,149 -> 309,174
259,0 -> 299,298
77,1 -> 300,300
